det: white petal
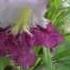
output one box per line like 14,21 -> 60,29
0,0 -> 48,27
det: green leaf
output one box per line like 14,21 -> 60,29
53,49 -> 70,62
43,48 -> 54,70
55,63 -> 70,70
45,0 -> 70,30
53,35 -> 70,70
30,57 -> 41,70
34,64 -> 46,70
48,0 -> 62,8
65,35 -> 70,42
53,35 -> 70,65
0,57 -> 10,70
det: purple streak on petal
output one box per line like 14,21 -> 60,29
30,23 -> 64,48
13,32 -> 36,68
30,25 -> 46,45
0,27 -> 36,68
13,49 -> 36,68
18,32 -> 35,49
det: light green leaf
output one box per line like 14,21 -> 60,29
43,48 -> 54,70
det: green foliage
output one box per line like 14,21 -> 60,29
43,0 -> 70,70
52,35 -> 70,70
43,48 -> 53,70
0,57 -> 10,70
45,0 -> 70,28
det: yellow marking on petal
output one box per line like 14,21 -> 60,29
12,7 -> 32,34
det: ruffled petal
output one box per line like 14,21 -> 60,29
30,23 -> 64,48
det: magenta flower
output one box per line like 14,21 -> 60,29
0,27 -> 36,68
0,23 -> 63,69
14,32 -> 36,68
30,23 -> 64,48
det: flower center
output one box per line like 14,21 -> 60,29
12,7 -> 32,34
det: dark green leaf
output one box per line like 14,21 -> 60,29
0,57 -> 10,70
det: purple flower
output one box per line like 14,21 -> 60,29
0,23 -> 64,69
30,23 -> 64,48
14,32 -> 36,68
0,27 -> 36,68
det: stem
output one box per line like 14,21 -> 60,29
43,48 -> 55,70
29,57 -> 41,70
